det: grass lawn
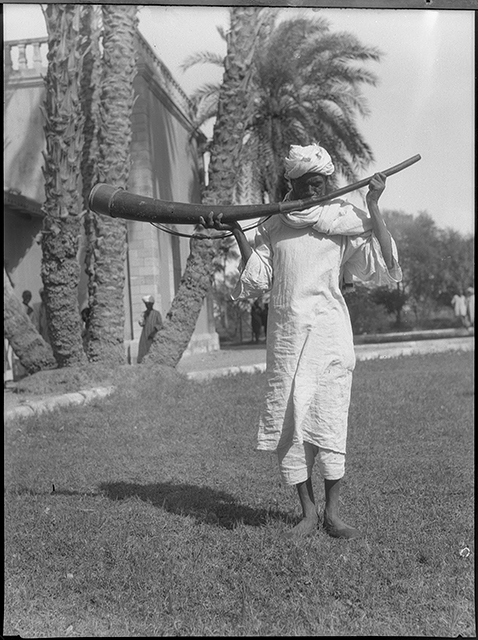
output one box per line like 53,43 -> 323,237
4,351 -> 474,637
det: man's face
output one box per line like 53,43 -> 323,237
291,173 -> 328,200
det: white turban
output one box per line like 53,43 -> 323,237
284,143 -> 335,180
142,295 -> 154,304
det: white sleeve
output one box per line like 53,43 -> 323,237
342,231 -> 402,286
231,225 -> 274,300
311,198 -> 373,236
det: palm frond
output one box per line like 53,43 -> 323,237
216,24 -> 228,41
189,82 -> 221,106
194,9 -> 383,198
180,51 -> 225,72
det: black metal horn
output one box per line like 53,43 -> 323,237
88,154 -> 421,225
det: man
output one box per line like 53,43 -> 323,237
22,290 -> 37,326
137,295 -> 163,364
261,296 -> 269,338
80,305 -> 90,352
251,299 -> 263,343
451,289 -> 469,329
200,143 -> 402,540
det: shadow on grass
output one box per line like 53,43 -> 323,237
98,480 -> 291,530
4,486 -> 101,498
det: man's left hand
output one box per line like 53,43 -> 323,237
366,172 -> 386,203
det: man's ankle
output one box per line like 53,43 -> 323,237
302,510 -> 318,521
323,507 -> 338,521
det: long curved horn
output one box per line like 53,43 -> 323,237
88,154 -> 421,225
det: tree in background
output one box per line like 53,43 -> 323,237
344,211 -> 473,335
343,283 -> 392,335
85,4 -> 138,365
242,11 -> 380,203
40,3 -> 88,367
435,227 -> 474,305
383,210 -> 474,324
183,8 -> 381,203
371,285 -> 408,328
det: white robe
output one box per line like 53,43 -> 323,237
232,200 -> 402,454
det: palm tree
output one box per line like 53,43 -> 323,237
250,12 -> 381,201
184,9 -> 381,203
40,3 -> 88,367
5,5 -> 138,374
145,6 -> 264,367
85,5 -> 138,365
202,6 -> 267,209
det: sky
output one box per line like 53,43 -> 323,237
3,4 -> 475,237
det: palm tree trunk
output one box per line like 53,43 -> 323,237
4,270 -> 57,374
41,3 -> 88,367
145,7 -> 263,368
79,4 -> 101,353
204,6 -> 262,208
145,237 -> 217,366
85,5 -> 138,365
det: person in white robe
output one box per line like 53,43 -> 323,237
451,290 -> 469,328
200,143 -> 402,540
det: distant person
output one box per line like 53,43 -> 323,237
81,306 -> 90,327
137,295 -> 163,363
37,289 -> 50,344
261,300 -> 269,338
80,305 -> 90,351
251,299 -> 263,343
22,290 -> 37,326
465,287 -> 474,329
451,289 -> 469,328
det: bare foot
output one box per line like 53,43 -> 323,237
285,514 -> 318,539
323,511 -> 360,539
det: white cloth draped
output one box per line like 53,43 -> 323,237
232,211 -> 401,454
284,143 -> 335,179
281,196 -> 373,236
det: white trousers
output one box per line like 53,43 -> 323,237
277,440 -> 345,485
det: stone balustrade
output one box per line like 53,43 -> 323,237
4,37 -> 49,76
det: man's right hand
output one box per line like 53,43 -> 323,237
199,212 -> 242,234
199,211 -> 253,264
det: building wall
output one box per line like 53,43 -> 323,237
125,66 -> 218,359
3,209 -> 44,310
4,74 -> 46,203
4,47 -> 54,314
